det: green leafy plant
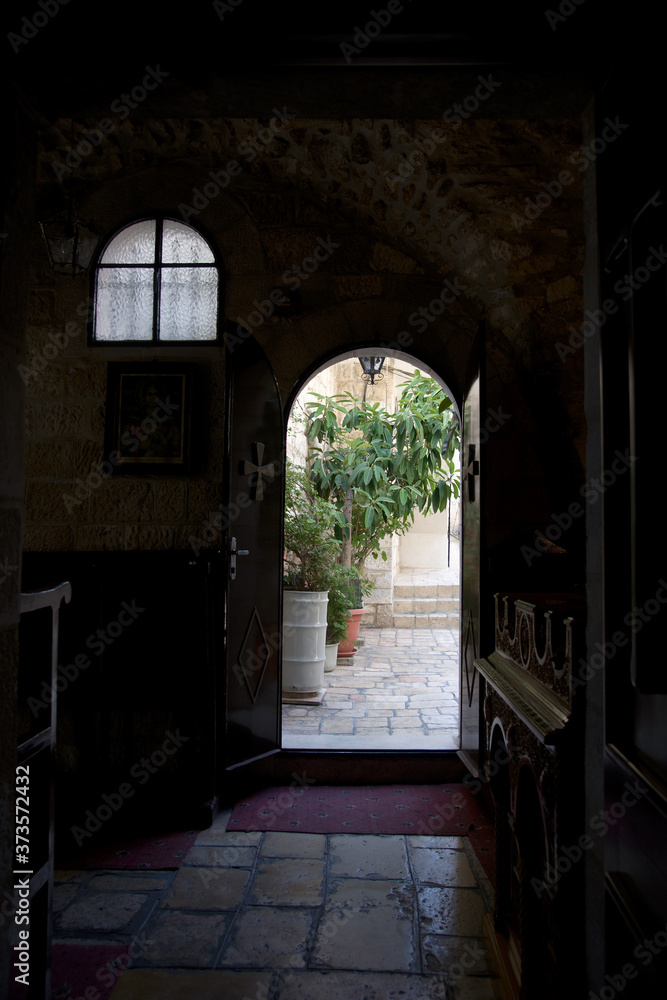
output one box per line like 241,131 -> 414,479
283,460 -> 348,591
324,565 -> 362,643
283,462 -> 372,641
305,370 -> 461,569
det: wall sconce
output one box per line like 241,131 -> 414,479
40,198 -> 98,276
359,355 -> 385,385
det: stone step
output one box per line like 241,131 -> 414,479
392,612 -> 461,629
393,584 -> 459,598
393,598 -> 459,613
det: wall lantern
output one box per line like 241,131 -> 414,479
359,356 -> 385,385
39,198 -> 98,276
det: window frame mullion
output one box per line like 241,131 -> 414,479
153,217 -> 163,343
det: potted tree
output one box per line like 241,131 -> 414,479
283,462 -> 348,694
324,564 -> 360,670
337,568 -> 372,657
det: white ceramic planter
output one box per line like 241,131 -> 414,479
282,590 -> 328,693
324,642 -> 340,672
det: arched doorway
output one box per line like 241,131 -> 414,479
281,349 -> 462,752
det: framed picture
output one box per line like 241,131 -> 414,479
104,363 -> 197,475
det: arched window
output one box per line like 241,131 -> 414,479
92,217 -> 219,342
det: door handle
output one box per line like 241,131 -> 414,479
230,537 -> 250,580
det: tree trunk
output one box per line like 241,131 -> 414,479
340,487 -> 353,567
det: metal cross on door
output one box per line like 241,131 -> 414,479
242,441 -> 276,501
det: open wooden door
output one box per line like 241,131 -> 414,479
223,332 -> 284,772
459,322 -> 486,776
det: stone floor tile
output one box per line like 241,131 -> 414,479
88,874 -> 168,892
55,892 -> 151,934
195,829 -> 262,847
418,887 -> 488,937
411,849 -> 477,888
184,845 -> 256,867
408,835 -> 465,850
52,883 -> 79,912
261,832 -> 326,858
357,717 -> 404,727
54,870 -> 88,883
328,835 -> 408,879
161,866 -> 250,910
320,719 -> 354,733
249,857 -> 325,906
453,976 -> 499,999
422,935 -> 492,977
133,912 -> 229,967
209,807 -> 233,830
218,906 -> 314,967
109,969 -> 273,999
312,878 -> 415,971
275,970 -> 448,999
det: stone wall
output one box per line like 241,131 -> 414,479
23,111 -> 586,586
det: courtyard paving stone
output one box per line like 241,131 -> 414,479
282,625 -> 460,751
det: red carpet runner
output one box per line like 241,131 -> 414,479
55,828 -> 199,870
228,783 -> 494,880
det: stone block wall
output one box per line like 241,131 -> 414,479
22,248 -> 225,552
23,110 -> 586,582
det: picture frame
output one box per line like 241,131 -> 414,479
104,362 -> 197,475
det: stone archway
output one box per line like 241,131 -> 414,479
280,340 -> 464,753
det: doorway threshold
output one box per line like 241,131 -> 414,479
282,732 -> 459,751
273,748 -> 467,785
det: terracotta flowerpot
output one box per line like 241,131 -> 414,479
337,607 -> 366,657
